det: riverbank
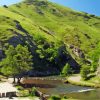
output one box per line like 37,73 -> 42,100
67,74 -> 100,88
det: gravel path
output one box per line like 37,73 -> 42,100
68,75 -> 81,82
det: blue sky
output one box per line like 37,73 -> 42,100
0,0 -> 100,16
0,0 -> 21,5
50,0 -> 100,16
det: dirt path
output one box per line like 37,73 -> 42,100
68,75 -> 81,82
8,78 -> 23,83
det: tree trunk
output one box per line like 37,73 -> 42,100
17,77 -> 21,84
13,76 -> 16,84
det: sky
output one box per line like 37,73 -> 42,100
50,0 -> 100,16
0,0 -> 100,16
0,0 -> 21,5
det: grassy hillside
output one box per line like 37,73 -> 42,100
0,0 -> 100,75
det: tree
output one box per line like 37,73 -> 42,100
61,63 -> 71,76
0,45 -> 33,84
80,65 -> 90,80
0,45 -> 17,83
89,43 -> 100,71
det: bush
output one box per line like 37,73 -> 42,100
18,89 -> 30,97
62,96 -> 68,99
16,86 -> 24,90
61,63 -> 71,76
30,87 -> 37,96
80,65 -> 90,80
3,5 -> 8,8
49,95 -> 61,100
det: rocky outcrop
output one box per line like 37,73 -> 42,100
73,47 -> 85,58
25,0 -> 48,7
35,1 -> 48,7
35,7 -> 44,15
69,45 -> 85,58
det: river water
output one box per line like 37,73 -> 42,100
24,76 -> 100,100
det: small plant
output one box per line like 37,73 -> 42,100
80,65 -> 90,80
48,95 -> 61,100
61,63 -> 71,76
62,96 -> 68,99
16,86 -> 24,90
30,87 -> 37,96
3,5 -> 8,8
18,89 -> 30,97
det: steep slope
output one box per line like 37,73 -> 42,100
0,0 -> 100,75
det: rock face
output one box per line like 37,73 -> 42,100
72,47 -> 85,58
36,8 -> 44,15
69,45 -> 85,58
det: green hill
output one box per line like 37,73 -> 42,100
0,0 -> 100,75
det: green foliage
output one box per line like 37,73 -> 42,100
61,63 -> 71,76
49,95 -> 69,100
61,96 -> 68,100
16,86 -> 24,90
80,65 -> 90,80
35,34 -> 57,60
48,95 -> 61,100
0,45 -> 33,80
0,45 -> 18,76
18,89 -> 30,97
15,44 -> 33,73
89,42 -> 100,70
0,0 -> 100,74
36,43 -> 58,62
30,87 -> 37,96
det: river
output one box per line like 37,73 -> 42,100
23,76 -> 100,100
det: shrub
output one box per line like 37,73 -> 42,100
16,86 -> 24,90
3,5 -> 8,8
80,65 -> 90,80
61,63 -> 71,76
31,87 -> 37,96
18,89 -> 30,97
49,95 -> 61,100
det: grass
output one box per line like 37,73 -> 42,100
67,74 -> 100,88
0,0 -> 100,71
88,76 -> 100,84
8,0 -> 100,64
